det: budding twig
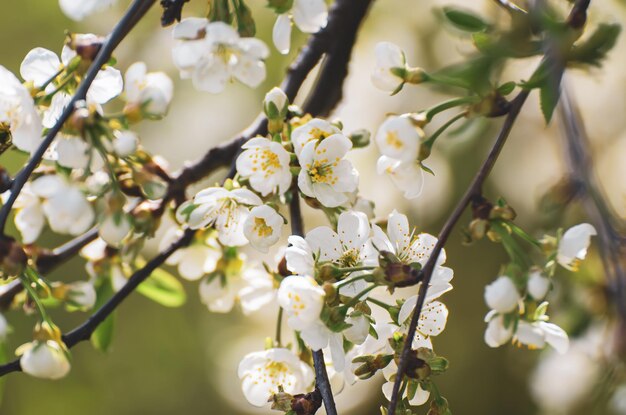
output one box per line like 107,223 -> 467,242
0,228 -> 195,376
0,0 -> 156,236
289,193 -> 338,415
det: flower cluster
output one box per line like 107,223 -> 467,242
483,223 -> 597,354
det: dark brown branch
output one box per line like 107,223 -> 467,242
175,0 -> 374,188
288,193 -> 337,415
0,229 -> 195,376
386,90 -> 530,413
0,0 -> 156,235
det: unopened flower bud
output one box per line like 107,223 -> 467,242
527,270 -> 550,300
484,276 -> 520,313
113,130 -> 139,157
66,33 -> 104,61
469,218 -> 489,240
353,354 -> 393,380
66,281 -> 97,310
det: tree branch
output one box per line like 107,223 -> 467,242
0,228 -> 195,376
385,90 -> 529,414
558,87 -> 626,323
288,193 -> 337,415
0,0 -> 156,235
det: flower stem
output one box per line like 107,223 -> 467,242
425,97 -> 479,121
275,307 -> 283,346
423,112 -> 468,149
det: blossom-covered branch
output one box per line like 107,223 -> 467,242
0,0 -> 156,235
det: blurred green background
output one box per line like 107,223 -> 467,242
0,0 -> 625,414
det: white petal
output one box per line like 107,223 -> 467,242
88,66 -> 123,104
273,14 -> 292,54
292,0 -> 328,33
20,48 -> 61,87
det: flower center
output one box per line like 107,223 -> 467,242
385,130 -> 403,149
339,248 -> 360,267
250,148 -> 281,178
253,217 -> 273,238
286,292 -> 306,316
307,159 -> 339,185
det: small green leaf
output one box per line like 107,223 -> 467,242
137,268 -> 187,308
569,23 -> 621,67
539,81 -> 559,124
497,82 -> 516,96
442,7 -> 490,32
91,280 -> 116,352
234,0 -> 256,36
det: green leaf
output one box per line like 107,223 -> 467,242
497,81 -> 516,96
442,7 -> 490,32
569,23 -> 621,67
234,0 -> 256,37
137,268 -> 187,308
539,81 -> 559,124
91,280 -> 116,352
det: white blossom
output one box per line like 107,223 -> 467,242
484,276 -> 520,313
178,187 -> 262,246
21,44 -> 123,105
557,223 -> 597,271
0,65 -> 43,153
20,341 -> 71,380
243,205 -> 284,253
515,320 -> 569,354
160,228 -> 221,281
297,134 -> 358,207
343,313 -> 370,345
375,114 -> 422,163
264,87 -> 288,118
67,281 -> 97,310
112,130 -> 139,157
527,270 -> 550,300
376,156 -> 424,199
235,136 -> 292,196
124,62 -> 174,117
59,0 -> 117,21
238,348 -> 314,407
291,118 -> 341,158
172,20 -> 269,93
372,210 -> 454,299
99,214 -> 132,247
54,134 -> 104,171
371,42 -> 407,93
398,296 -> 449,338
238,267 -> 276,315
483,311 -> 514,348
272,0 -> 328,54
277,275 -> 325,332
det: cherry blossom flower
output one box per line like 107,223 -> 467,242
238,348 -> 314,407
4,175 -> 94,243
160,228 -> 221,281
297,134 -> 358,207
124,62 -> 174,117
199,263 -> 275,315
235,136 -> 292,196
514,320 -> 569,354
21,44 -> 123,104
112,130 -> 139,157
272,0 -> 328,54
243,205 -> 284,253
19,341 -> 71,380
557,223 -> 597,271
59,0 -> 117,21
371,210 -> 454,298
286,211 -> 376,295
172,19 -> 269,93
277,275 -> 325,331
99,214 -> 132,247
371,42 -> 407,93
484,276 -> 520,313
398,297 -> 449,338
66,281 -> 97,310
483,311 -> 514,348
177,186 -> 262,246
53,134 -> 104,171
374,115 -> 427,199
291,118 -> 341,158
0,66 -> 43,153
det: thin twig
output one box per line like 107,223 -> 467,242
0,0 -> 156,235
289,193 -> 338,415
558,87 -> 626,322
0,228 -> 195,376
385,90 -> 529,413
